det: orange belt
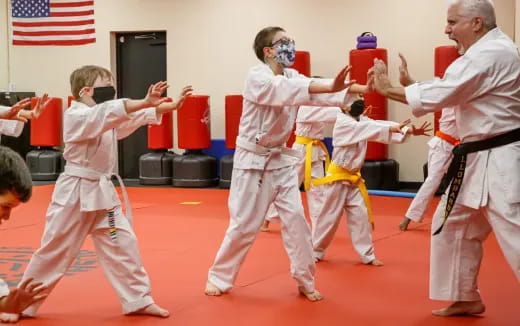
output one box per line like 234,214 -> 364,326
435,130 -> 460,146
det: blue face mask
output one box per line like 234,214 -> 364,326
274,41 -> 296,68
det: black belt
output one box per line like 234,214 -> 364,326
433,127 -> 520,235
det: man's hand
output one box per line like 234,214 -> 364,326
16,94 -> 51,122
144,81 -> 169,107
398,53 -> 415,87
0,278 -> 47,314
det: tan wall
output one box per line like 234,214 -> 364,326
4,0 -> 516,181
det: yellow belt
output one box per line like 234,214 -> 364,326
295,136 -> 330,191
313,162 -> 374,229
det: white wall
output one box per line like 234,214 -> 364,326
3,0 -> 516,181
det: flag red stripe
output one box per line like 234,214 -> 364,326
49,1 -> 94,8
12,38 -> 96,46
50,10 -> 94,17
13,29 -> 95,36
12,19 -> 94,27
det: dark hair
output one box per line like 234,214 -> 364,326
0,146 -> 32,202
253,26 -> 285,62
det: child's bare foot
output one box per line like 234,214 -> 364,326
368,258 -> 384,266
399,217 -> 411,231
260,220 -> 270,232
130,303 -> 169,318
0,312 -> 20,323
204,281 -> 223,296
298,286 -> 323,302
432,301 -> 485,316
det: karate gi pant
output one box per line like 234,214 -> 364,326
20,201 -> 154,316
265,159 -> 326,225
312,181 -> 376,264
405,141 -> 453,222
208,166 -> 316,293
430,145 -> 520,302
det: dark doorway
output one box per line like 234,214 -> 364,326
115,31 -> 167,181
0,91 -> 36,159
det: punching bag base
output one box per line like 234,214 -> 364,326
361,159 -> 399,190
26,148 -> 64,181
172,151 -> 218,188
139,151 -> 177,185
219,154 -> 234,189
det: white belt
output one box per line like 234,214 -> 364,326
64,164 -> 133,226
235,137 -> 301,158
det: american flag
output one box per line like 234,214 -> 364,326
11,0 -> 96,46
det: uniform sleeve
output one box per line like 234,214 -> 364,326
0,119 -> 24,137
63,99 -> 131,143
333,115 -> 391,146
405,55 -> 491,117
296,106 -> 341,123
116,108 -> 162,140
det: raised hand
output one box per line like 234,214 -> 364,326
144,81 -> 169,107
330,65 -> 356,92
372,59 -> 393,96
1,278 -> 47,314
362,104 -> 373,116
398,53 -> 415,87
17,94 -> 51,122
173,85 -> 194,110
0,98 -> 31,120
411,121 -> 433,136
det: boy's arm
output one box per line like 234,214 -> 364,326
243,65 -> 355,107
115,85 -> 192,140
0,119 -> 24,137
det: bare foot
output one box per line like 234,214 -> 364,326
130,303 -> 169,318
298,286 -> 323,302
432,301 -> 485,316
204,281 -> 223,296
260,220 -> 270,232
368,258 -> 384,266
399,217 -> 411,231
0,312 -> 20,323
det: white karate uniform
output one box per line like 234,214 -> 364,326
20,99 -> 162,315
312,113 -> 407,263
265,106 -> 341,223
405,107 -> 459,222
0,106 -> 24,137
207,63 -> 355,293
405,28 -> 520,302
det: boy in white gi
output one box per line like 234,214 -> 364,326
0,146 -> 49,324
311,100 -> 427,265
261,105 -> 342,232
16,65 -> 192,319
0,95 -> 49,137
205,26 -> 369,301
396,54 -> 457,231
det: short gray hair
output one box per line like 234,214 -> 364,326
451,0 -> 497,29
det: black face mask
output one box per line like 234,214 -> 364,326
92,86 -> 116,104
349,99 -> 365,118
